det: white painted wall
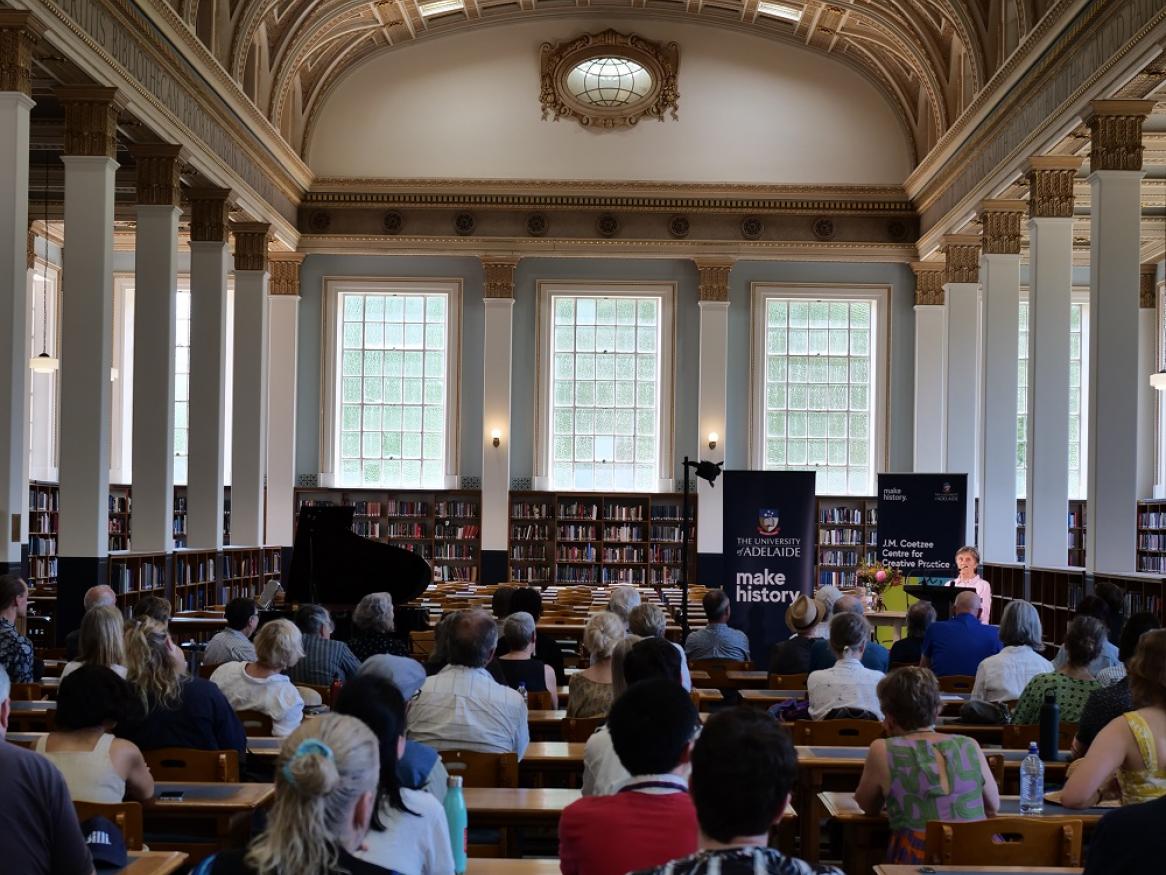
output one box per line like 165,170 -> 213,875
308,18 -> 912,184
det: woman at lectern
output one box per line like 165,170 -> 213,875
946,545 -> 991,624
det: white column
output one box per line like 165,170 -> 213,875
943,236 -> 982,543
481,260 -> 516,582
265,257 -> 302,547
1138,269 -> 1156,500
695,263 -> 731,561
1024,156 -> 1081,568
230,223 -> 271,547
977,202 -> 1025,563
186,189 -> 232,550
128,145 -> 182,553
1084,101 -> 1153,573
912,264 -> 946,472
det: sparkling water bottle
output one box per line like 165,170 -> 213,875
444,775 -> 467,873
1019,741 -> 1045,815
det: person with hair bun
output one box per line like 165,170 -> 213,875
567,611 -> 625,719
1011,615 -> 1104,725
195,714 -> 396,875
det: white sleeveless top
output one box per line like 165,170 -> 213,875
35,733 -> 126,803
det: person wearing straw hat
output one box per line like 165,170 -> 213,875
769,594 -> 826,675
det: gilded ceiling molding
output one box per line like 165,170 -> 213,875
1025,156 -> 1082,219
268,254 -> 304,296
911,263 -> 945,306
978,199 -> 1025,256
481,259 -> 519,299
1141,266 -> 1157,309
1086,99 -> 1156,173
695,261 -> 733,302
189,187 -> 233,243
0,10 -> 42,97
942,234 -> 980,284
129,143 -> 183,207
55,85 -> 120,159
233,222 -> 272,272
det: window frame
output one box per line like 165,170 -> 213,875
533,281 -> 677,492
27,254 -> 61,483
748,282 -> 891,495
319,277 -> 463,489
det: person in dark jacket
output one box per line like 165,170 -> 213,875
887,600 -> 936,667
769,594 -> 825,675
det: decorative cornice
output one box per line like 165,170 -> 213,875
978,199 -> 1026,255
481,259 -> 518,299
942,235 -> 981,284
55,85 -> 120,159
695,261 -> 733,302
1025,156 -> 1082,219
268,255 -> 304,296
0,10 -> 41,97
1142,266 -> 1157,309
129,143 -> 182,207
1086,100 -> 1156,173
911,263 -> 946,306
232,222 -> 271,272
188,188 -> 232,243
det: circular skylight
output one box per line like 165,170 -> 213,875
565,57 -> 653,108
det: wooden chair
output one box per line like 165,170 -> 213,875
74,801 -> 144,850
441,750 -> 519,788
10,682 -> 42,700
235,709 -> 275,737
792,719 -> 885,746
938,675 -> 976,694
409,630 -> 436,659
144,747 -> 240,782
768,673 -> 808,690
690,659 -> 752,687
1002,723 -> 1078,751
526,690 -> 554,710
562,715 -> 605,742
924,817 -> 1083,866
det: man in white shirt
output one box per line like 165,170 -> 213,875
807,612 -> 884,720
407,608 -> 529,758
202,597 -> 259,666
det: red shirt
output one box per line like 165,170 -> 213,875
558,786 -> 699,875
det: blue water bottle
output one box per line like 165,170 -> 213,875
1019,742 -> 1045,815
444,774 -> 468,873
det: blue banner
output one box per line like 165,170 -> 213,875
722,470 -> 817,663
877,473 -> 968,577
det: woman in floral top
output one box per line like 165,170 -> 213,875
0,574 -> 35,683
1012,615 -> 1105,725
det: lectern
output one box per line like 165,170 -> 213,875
903,584 -> 979,621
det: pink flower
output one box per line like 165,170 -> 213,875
875,569 -> 887,583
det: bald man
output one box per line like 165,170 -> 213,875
921,591 -> 1002,677
64,585 -> 117,660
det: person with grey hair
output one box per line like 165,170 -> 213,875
887,600 -> 937,667
607,585 -> 642,625
211,618 -> 306,737
808,594 -> 890,673
349,592 -> 409,661
807,612 -> 885,720
407,609 -> 529,757
629,603 -> 692,691
64,583 -> 118,660
493,611 -> 558,707
683,589 -> 750,662
288,604 -> 362,687
970,599 -> 1053,703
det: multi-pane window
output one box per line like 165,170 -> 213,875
759,298 -> 877,495
174,290 -> 191,485
549,295 -> 662,491
337,291 -> 449,488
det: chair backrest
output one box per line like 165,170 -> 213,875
10,683 -> 42,700
1002,723 -> 1078,751
74,801 -> 144,850
144,747 -> 240,782
197,662 -> 219,679
938,675 -> 976,693
889,661 -> 918,671
441,750 -> 519,788
526,690 -> 554,710
690,659 -> 752,686
792,719 -> 886,746
768,673 -> 808,690
409,630 -> 436,659
924,817 -> 1083,866
562,715 -> 605,742
235,709 -> 275,737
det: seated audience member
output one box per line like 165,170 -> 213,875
970,599 -> 1052,703
887,601 -> 935,667
0,666 -> 98,875
407,608 -> 529,757
813,585 -> 844,631
921,591 -> 1001,677
35,665 -> 154,803
807,612 -> 885,720
1051,595 -> 1120,676
683,590 -> 750,663
1093,580 -> 1127,649
358,652 -> 427,700
769,594 -> 824,676
349,592 -> 410,661
194,714 -> 394,875
336,678 -> 454,875
1011,615 -> 1103,725
62,605 -> 128,679
64,584 -> 117,660
0,574 -> 35,683
808,594 -> 890,672
493,611 -> 557,707
1074,613 -> 1162,755
490,585 -> 517,621
288,604 -> 362,686
1082,794 -> 1166,875
509,586 -> 566,684
1094,609 -> 1158,688
211,618 -> 306,737
202,597 -> 259,666
567,611 -> 624,719
118,617 -> 246,758
630,707 -> 842,875
629,602 -> 692,690
606,585 -> 642,627
131,595 -> 172,625
560,679 -> 701,875
855,667 -> 999,863
1061,628 -> 1166,808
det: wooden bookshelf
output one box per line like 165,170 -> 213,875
108,551 -> 169,614
108,484 -> 132,551
1014,498 -> 1086,566
982,561 -> 1026,625
170,545 -> 282,612
28,481 -> 59,588
1136,500 -> 1166,573
171,485 -> 231,549
1028,566 -> 1086,649
1093,570 -> 1166,628
815,497 -> 879,589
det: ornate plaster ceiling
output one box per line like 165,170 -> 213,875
174,0 -> 1064,164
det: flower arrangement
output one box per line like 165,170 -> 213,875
855,560 -> 904,611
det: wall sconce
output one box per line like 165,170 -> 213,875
491,428 -> 502,448
1152,371 -> 1166,391
707,431 -> 718,451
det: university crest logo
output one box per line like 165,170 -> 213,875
757,508 -> 781,536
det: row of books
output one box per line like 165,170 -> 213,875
511,503 -> 553,519
29,487 -> 59,511
433,547 -> 476,560
435,523 -> 479,539
558,545 -> 598,562
433,566 -> 478,582
602,546 -> 645,562
435,501 -> 478,518
603,524 -> 644,542
603,504 -> 644,521
509,546 -> 547,560
511,524 -> 550,540
508,567 -> 552,582
110,562 -> 166,593
819,507 -> 878,525
602,568 -> 646,585
29,535 -> 56,555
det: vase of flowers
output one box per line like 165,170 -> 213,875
855,560 -> 904,612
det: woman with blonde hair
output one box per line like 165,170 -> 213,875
566,611 -> 624,719
194,714 -> 392,875
117,617 -> 245,757
62,605 -> 127,679
349,591 -> 409,661
211,619 -> 306,737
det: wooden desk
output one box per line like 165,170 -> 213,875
865,610 -> 908,640
937,722 -> 1005,745
723,670 -> 771,689
528,709 -> 568,741
118,851 -> 189,875
876,868 -> 1082,875
468,861 -> 561,874
146,782 -> 275,814
463,786 -> 579,854
8,698 -> 56,730
738,689 -> 806,708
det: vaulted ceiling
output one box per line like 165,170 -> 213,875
171,0 -> 1062,164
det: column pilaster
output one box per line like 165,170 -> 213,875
695,261 -> 730,579
912,263 -> 947,473
943,235 -> 981,543
266,255 -> 302,548
481,258 -> 517,584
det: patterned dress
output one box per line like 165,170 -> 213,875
1011,672 -> 1100,725
883,735 -> 987,863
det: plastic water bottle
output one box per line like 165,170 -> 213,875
1019,742 -> 1045,815
517,681 -> 528,706
444,775 -> 467,873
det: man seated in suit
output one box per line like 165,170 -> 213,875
921,591 -> 1002,677
808,594 -> 890,673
